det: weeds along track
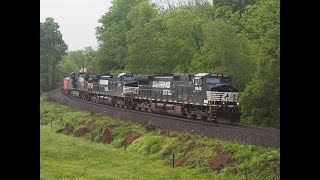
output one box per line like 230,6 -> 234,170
48,89 -> 280,148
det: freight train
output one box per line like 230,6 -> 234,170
61,72 -> 241,124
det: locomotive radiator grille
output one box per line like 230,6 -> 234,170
206,91 -> 238,102
123,86 -> 139,95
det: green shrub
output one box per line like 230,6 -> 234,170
145,122 -> 156,132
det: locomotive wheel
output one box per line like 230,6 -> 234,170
187,113 -> 192,119
187,114 -> 196,119
201,116 -> 208,121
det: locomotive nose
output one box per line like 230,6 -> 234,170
210,84 -> 238,92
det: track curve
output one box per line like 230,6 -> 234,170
48,89 -> 280,148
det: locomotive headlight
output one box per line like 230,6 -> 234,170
237,102 -> 240,106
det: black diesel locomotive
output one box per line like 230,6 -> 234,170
62,72 -> 240,124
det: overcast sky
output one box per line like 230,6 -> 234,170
40,0 -> 112,51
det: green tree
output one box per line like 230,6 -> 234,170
238,0 -> 279,41
239,0 -> 280,128
58,54 -> 78,78
190,19 -> 254,90
125,1 -> 164,73
40,17 -> 68,91
59,47 -> 97,78
162,9 -> 205,72
127,1 -> 157,27
83,47 -> 97,66
213,0 -> 257,18
96,0 -> 145,73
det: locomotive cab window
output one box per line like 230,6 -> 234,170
173,76 -> 180,81
139,80 -> 149,85
206,77 -> 220,84
124,81 -> 138,87
123,76 -> 134,81
194,77 -> 202,85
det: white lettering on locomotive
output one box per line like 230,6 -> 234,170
152,81 -> 171,88
162,89 -> 172,95
88,83 -> 93,89
79,77 -> 84,83
99,79 -> 108,85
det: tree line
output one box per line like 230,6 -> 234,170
40,0 -> 279,129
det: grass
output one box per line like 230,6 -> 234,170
40,93 -> 280,179
41,125 -> 223,179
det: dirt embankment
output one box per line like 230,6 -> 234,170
64,123 -> 74,135
123,131 -> 140,145
209,151 -> 234,171
102,128 -> 114,144
74,127 -> 90,137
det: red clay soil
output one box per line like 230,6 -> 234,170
174,157 -> 188,167
173,141 -> 197,167
102,128 -> 114,144
209,152 -> 234,171
123,131 -> 140,145
74,127 -> 90,137
64,123 -> 74,135
182,141 -> 197,156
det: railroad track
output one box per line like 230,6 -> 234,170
48,89 -> 280,148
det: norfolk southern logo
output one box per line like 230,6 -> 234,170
224,93 -> 229,100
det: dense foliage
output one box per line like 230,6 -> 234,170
59,47 -> 97,78
40,18 -> 68,92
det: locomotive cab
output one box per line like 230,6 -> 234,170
118,73 -> 137,85
88,74 -> 101,92
194,73 -> 240,124
117,73 -> 139,95
98,75 -> 113,93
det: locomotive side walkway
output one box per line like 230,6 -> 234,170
48,89 -> 280,148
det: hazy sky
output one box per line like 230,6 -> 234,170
40,0 -> 112,51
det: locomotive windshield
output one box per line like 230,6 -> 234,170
206,77 -> 220,84
123,76 -> 134,81
194,78 -> 202,85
